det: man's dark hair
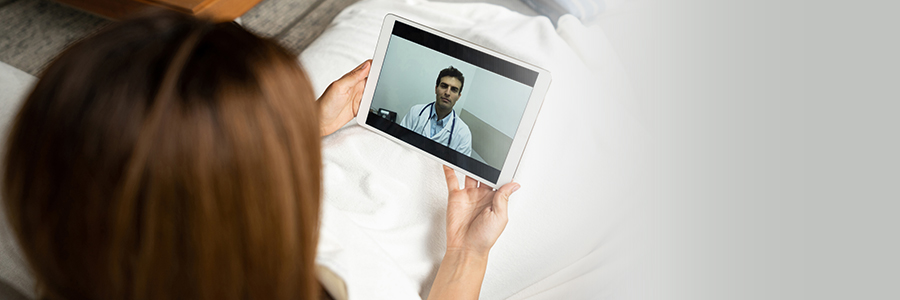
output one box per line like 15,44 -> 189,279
435,66 -> 465,93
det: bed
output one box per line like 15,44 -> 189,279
0,0 -> 648,299
301,0 -> 647,298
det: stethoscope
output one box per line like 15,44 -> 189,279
418,102 -> 457,146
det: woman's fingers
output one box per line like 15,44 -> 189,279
465,176 -> 478,189
335,60 -> 371,92
350,77 -> 366,115
344,60 -> 371,81
443,165 -> 459,192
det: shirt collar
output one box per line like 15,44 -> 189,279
430,103 -> 454,123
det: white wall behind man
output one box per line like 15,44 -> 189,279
372,36 -> 478,119
459,69 -> 532,138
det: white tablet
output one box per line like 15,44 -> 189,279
357,14 -> 551,189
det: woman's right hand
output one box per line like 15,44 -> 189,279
442,165 -> 520,257
427,166 -> 520,300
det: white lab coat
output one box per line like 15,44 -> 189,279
399,103 -> 472,156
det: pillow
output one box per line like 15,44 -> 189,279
520,0 -> 627,25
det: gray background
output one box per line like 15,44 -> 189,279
608,0 -> 896,300
615,0 -> 810,299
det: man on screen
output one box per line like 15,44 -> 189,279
399,66 -> 473,156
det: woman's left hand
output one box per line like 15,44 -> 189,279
318,60 -> 372,137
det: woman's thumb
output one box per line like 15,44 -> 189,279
494,183 -> 520,215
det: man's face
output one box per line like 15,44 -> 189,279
434,76 -> 462,112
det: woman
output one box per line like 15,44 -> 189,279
2,11 -> 519,300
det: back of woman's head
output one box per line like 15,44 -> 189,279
2,11 -> 321,300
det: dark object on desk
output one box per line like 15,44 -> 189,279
377,108 -> 397,123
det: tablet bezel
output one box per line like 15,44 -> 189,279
357,14 -> 551,189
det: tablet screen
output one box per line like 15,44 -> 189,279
366,21 -> 539,184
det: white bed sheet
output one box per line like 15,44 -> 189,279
300,0 -> 649,299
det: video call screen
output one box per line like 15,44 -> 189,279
367,22 -> 538,183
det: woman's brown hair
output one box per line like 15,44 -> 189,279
2,11 -> 321,300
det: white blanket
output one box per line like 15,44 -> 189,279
301,0 -> 648,299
